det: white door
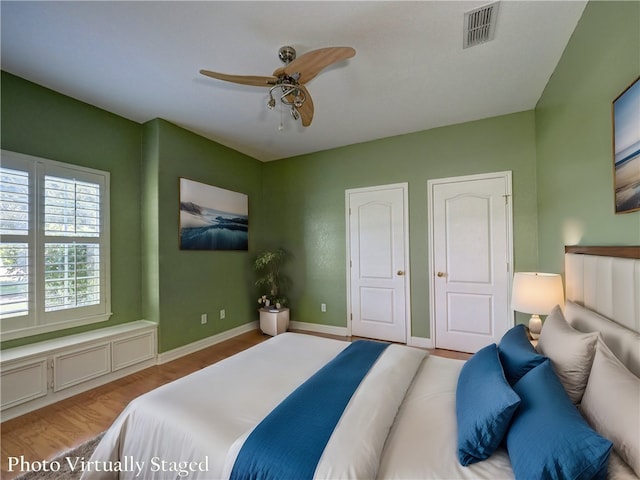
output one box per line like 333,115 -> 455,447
347,184 -> 409,343
429,172 -> 513,353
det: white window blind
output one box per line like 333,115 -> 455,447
0,150 -> 111,340
0,167 -> 30,319
44,243 -> 101,311
44,176 -> 101,237
43,175 -> 101,312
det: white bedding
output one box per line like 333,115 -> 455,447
83,333 -> 349,479
84,313 -> 639,480
223,340 -> 425,480
377,355 -> 513,480
82,333 -> 427,480
83,250 -> 639,480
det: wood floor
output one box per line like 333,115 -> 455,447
1,329 -> 469,479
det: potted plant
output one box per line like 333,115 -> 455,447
254,248 -> 290,310
254,248 -> 291,336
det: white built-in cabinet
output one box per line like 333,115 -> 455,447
1,321 -> 157,421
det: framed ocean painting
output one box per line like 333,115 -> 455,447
612,76 -> 640,214
179,178 -> 248,250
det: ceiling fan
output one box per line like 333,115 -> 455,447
200,46 -> 356,127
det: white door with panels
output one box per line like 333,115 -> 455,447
428,172 -> 513,353
347,184 -> 409,343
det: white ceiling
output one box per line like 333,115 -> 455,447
1,1 -> 587,162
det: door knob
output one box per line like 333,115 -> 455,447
397,270 -> 405,276
437,271 -> 446,277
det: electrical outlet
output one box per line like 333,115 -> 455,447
201,313 -> 208,325
321,303 -> 327,313
220,309 -> 225,320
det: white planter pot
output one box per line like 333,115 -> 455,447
259,308 -> 290,336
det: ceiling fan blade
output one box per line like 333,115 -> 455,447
199,70 -> 276,87
282,47 -> 355,84
297,86 -> 314,127
272,66 -> 285,78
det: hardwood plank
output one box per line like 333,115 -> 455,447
1,330 -> 269,479
1,329 -> 468,479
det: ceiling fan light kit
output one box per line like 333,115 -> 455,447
200,45 -> 355,128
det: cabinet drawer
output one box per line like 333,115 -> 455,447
53,343 -> 111,392
112,331 -> 155,371
1,358 -> 48,409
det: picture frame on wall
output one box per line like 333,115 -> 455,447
612,76 -> 640,214
179,178 -> 248,250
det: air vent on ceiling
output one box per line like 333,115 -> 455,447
463,2 -> 500,49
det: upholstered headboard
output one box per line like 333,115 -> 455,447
564,245 -> 640,377
564,246 -> 640,333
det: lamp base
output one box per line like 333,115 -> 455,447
529,314 -> 542,340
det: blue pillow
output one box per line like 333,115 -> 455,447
498,324 -> 546,385
507,360 -> 612,480
456,343 -> 521,466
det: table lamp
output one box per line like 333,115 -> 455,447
511,272 -> 564,339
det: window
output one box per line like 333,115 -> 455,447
1,150 -> 111,340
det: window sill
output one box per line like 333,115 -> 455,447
0,312 -> 113,342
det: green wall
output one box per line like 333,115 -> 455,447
263,111 -> 539,338
1,68 -> 537,348
3,0 -> 637,350
1,74 -> 264,353
143,119 -> 263,353
141,120 -> 161,334
536,0 -> 640,272
1,72 -> 143,349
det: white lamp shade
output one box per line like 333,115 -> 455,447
511,272 -> 564,315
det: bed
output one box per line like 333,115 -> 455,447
83,246 -> 640,480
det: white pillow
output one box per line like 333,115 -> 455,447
607,451 -> 639,480
537,305 -> 598,403
581,339 -> 640,477
565,300 -> 640,379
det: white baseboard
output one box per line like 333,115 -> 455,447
289,322 -> 432,349
156,321 -> 259,364
289,321 -> 348,337
408,336 -> 433,349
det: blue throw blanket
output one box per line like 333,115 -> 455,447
229,340 -> 390,480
